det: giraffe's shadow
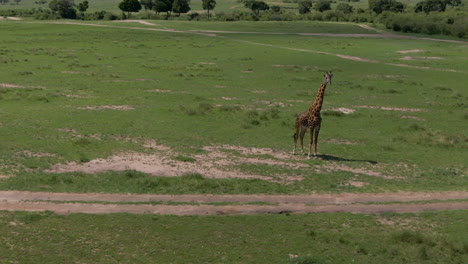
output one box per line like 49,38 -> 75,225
315,154 -> 378,165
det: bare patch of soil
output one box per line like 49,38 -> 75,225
256,100 -> 292,108
77,105 -> 135,110
20,151 -> 56,158
46,141 -> 307,183
397,49 -> 424,54
364,74 -> 409,80
221,96 -> 237,100
148,89 -> 186,94
0,174 -> 11,180
318,164 -> 400,179
377,217 -> 420,226
355,105 -> 428,112
203,145 -> 293,161
0,83 -> 45,89
325,138 -> 358,145
62,94 -> 87,98
61,71 -> 85,74
332,107 -> 355,114
113,20 -> 157,26
46,151 -> 284,182
252,90 -> 267,94
0,16 -> 22,20
401,56 -> 443,61
345,181 -> 369,187
401,115 -> 425,121
336,54 -> 378,63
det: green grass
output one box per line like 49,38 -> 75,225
0,210 -> 467,263
0,168 -> 466,194
0,20 -> 466,195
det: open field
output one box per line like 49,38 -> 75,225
1,210 -> 467,263
0,19 -> 467,262
0,20 -> 466,194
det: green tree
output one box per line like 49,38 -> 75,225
154,0 -> 174,15
244,0 -> 269,16
118,0 -> 141,18
298,0 -> 312,14
202,0 -> 216,18
173,0 -> 190,15
140,0 -> 154,11
271,5 -> 281,14
445,0 -> 461,7
414,0 -> 460,13
77,0 -> 88,12
369,0 -> 404,13
336,3 -> 353,13
14,0 -> 22,5
49,0 -> 77,18
313,0 -> 331,12
0,0 -> 10,5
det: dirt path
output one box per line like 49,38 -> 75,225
1,191 -> 467,215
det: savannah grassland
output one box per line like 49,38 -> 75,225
0,17 -> 467,263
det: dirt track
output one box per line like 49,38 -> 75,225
1,191 -> 467,215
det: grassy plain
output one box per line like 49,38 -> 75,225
0,210 -> 467,263
0,20 -> 467,194
0,18 -> 467,264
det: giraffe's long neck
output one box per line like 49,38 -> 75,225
308,82 -> 328,115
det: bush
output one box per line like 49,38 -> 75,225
103,12 -> 119,20
379,11 -> 467,37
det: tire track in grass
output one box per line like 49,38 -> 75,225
0,191 -> 467,215
1,201 -> 467,215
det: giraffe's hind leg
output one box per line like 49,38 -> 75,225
299,126 -> 307,155
313,124 -> 321,156
293,121 -> 300,155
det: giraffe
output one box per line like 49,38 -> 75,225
293,72 -> 333,159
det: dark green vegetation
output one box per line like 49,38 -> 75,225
0,0 -> 466,37
0,210 -> 467,263
0,21 -> 466,194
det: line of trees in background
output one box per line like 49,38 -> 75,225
0,0 -> 466,37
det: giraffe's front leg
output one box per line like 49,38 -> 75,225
308,127 -> 314,159
292,125 -> 300,155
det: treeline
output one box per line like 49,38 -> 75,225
0,0 -> 466,38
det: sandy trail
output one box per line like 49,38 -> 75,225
1,191 -> 467,215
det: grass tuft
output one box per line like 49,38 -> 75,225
173,156 -> 196,162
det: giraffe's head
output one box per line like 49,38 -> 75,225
323,72 -> 333,85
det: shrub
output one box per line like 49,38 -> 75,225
314,0 -> 332,12
298,0 -> 313,14
103,12 -> 119,20
369,0 -> 405,14
336,3 -> 354,13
